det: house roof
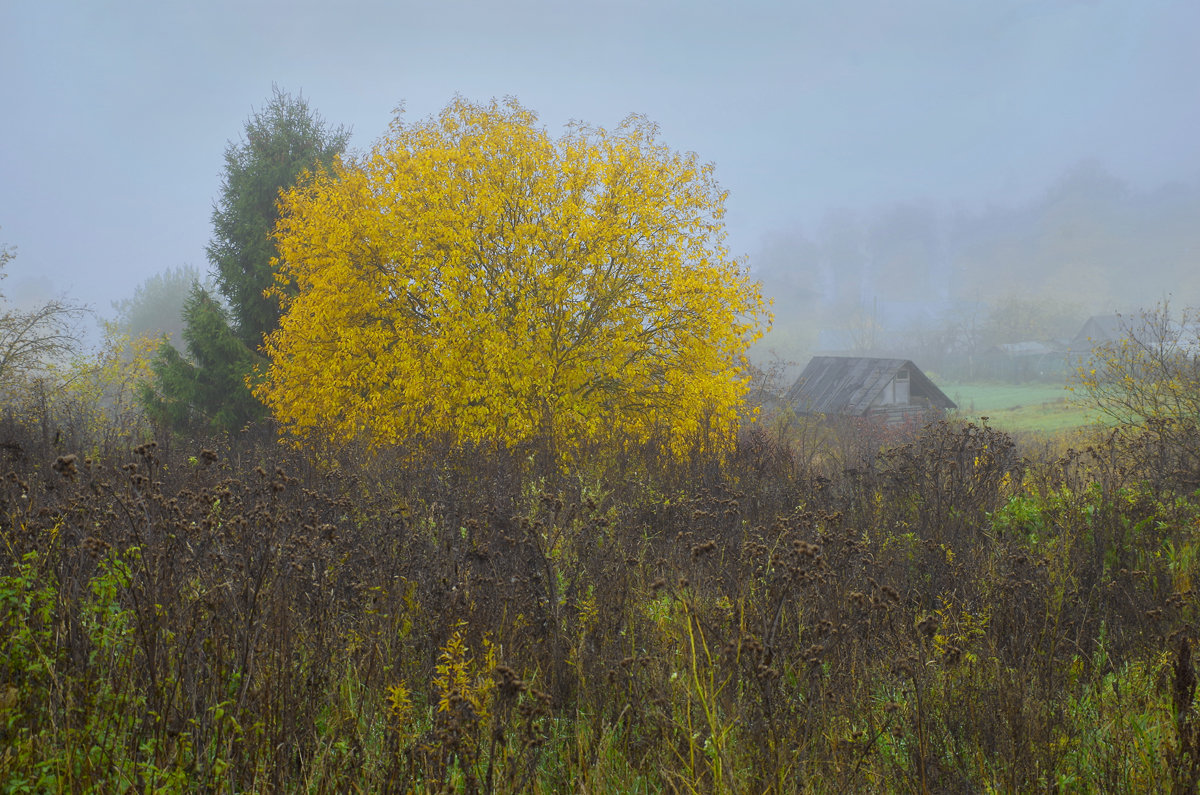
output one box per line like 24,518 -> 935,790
1070,315 -> 1126,350
784,356 -> 956,415
1070,314 -> 1200,355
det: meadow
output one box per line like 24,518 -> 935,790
941,380 -> 1097,435
3,401 -> 1200,793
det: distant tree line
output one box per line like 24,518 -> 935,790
755,160 -> 1200,379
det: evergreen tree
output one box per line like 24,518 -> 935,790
209,87 -> 350,346
141,286 -> 264,433
142,88 -> 348,434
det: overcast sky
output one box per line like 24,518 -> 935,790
2,0 -> 1198,319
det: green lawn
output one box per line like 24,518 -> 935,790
938,380 -> 1097,434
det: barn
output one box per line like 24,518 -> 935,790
784,356 -> 957,424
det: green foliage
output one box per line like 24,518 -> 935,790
990,493 -> 1048,542
0,547 -> 193,791
141,87 -> 348,437
141,285 -> 267,433
209,86 -> 349,347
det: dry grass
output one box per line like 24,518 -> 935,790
2,407 -> 1199,792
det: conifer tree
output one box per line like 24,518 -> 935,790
142,88 -> 348,433
141,286 -> 264,432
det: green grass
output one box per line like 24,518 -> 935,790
939,380 -> 1097,434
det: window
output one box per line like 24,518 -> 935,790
894,368 -> 910,403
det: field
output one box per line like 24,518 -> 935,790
3,411 -> 1200,792
940,380 -> 1097,434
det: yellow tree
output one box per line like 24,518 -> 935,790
256,97 -> 768,463
1074,304 -> 1200,427
1073,303 -> 1200,490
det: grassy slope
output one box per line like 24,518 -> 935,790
938,380 -> 1097,434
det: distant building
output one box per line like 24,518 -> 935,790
1069,314 -> 1200,364
1069,315 -> 1127,359
784,356 -> 956,425
980,341 -> 1068,382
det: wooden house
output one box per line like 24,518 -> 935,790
784,356 -> 956,424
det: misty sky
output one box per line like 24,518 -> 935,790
2,0 -> 1198,320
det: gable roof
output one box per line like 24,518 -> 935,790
784,356 -> 956,415
1070,315 -> 1126,351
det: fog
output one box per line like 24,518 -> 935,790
3,0 -> 1198,356
755,161 -> 1200,373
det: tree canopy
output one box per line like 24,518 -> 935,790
1074,304 -> 1200,426
257,97 -> 768,461
209,87 -> 350,347
141,286 -> 266,434
112,264 -> 201,349
0,242 -> 88,393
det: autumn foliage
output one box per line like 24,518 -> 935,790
257,98 -> 768,461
